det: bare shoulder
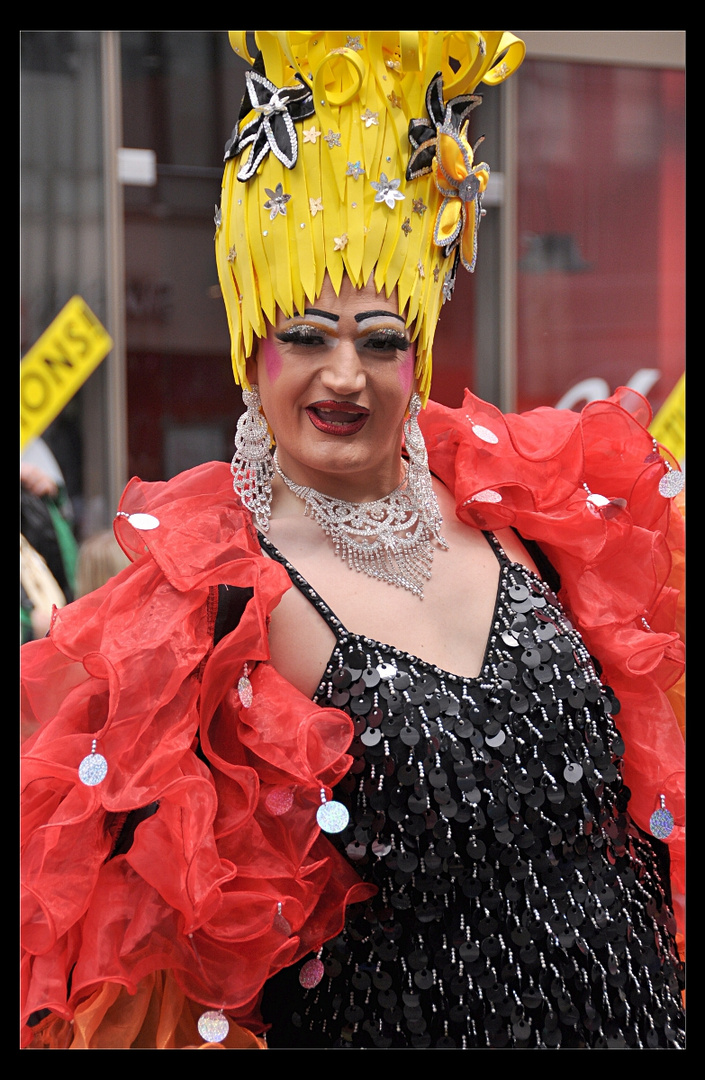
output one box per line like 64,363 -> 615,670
433,480 -> 539,577
492,527 -> 540,576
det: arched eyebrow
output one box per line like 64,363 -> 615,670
354,310 -> 406,324
302,308 -> 339,322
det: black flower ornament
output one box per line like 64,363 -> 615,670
406,72 -> 482,181
224,70 -> 316,182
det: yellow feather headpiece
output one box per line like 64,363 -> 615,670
216,30 -> 524,402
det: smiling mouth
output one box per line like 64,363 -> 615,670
305,401 -> 370,435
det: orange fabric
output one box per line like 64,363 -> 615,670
21,391 -> 685,1047
25,972 -> 266,1049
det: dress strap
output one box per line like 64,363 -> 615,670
259,530 -> 510,634
258,533 -> 350,639
484,528 -> 561,593
482,529 -> 511,568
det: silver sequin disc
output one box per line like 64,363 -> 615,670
197,1010 -> 229,1043
237,675 -> 253,708
564,762 -> 584,783
125,513 -> 160,530
299,958 -> 325,989
273,911 -> 292,936
586,492 -> 610,508
471,423 -> 499,444
316,799 -> 350,833
78,752 -> 108,787
658,470 -> 685,499
650,806 -> 674,840
265,788 -> 294,815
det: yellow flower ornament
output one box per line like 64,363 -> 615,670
432,125 -> 490,273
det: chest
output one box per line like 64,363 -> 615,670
264,524 -> 525,699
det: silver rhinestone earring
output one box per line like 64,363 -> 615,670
404,392 -> 448,550
231,385 -> 274,532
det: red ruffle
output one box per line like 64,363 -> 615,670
21,394 -> 685,1044
21,461 -> 374,1044
421,389 -> 685,932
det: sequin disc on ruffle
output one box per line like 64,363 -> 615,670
78,752 -> 108,787
266,788 -> 294,815
658,470 -> 685,499
650,806 -> 675,839
197,1010 -> 229,1043
299,958 -> 325,989
317,800 -> 350,833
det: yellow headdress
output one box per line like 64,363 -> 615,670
216,31 -> 524,402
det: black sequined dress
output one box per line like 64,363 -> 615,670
260,533 -> 685,1049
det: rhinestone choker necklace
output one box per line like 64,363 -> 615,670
272,450 -> 448,598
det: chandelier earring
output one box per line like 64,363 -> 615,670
231,385 -> 274,532
404,392 -> 447,549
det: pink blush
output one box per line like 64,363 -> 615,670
262,335 -> 283,383
398,347 -> 415,396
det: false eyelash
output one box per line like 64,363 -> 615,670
363,328 -> 411,351
274,324 -> 326,345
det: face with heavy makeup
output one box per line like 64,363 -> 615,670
247,276 -> 417,501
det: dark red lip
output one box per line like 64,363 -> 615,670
305,400 -> 370,436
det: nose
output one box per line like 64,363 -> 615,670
320,339 -> 366,395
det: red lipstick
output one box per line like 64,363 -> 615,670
305,400 -> 370,436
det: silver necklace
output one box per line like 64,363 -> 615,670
272,450 -> 448,598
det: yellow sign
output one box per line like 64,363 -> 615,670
650,374 -> 685,464
20,296 -> 113,450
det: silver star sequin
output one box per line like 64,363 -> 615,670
346,160 -> 365,180
370,173 -> 405,209
325,130 -> 342,148
264,183 -> 291,219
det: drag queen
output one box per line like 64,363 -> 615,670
21,31 -> 685,1049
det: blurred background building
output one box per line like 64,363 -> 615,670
20,31 -> 685,540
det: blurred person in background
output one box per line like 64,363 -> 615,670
21,442 -> 78,644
